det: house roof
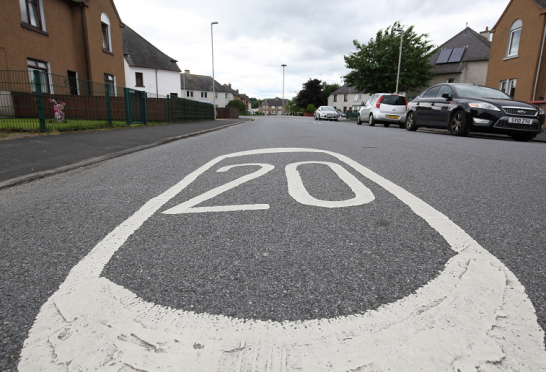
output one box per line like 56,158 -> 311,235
122,26 -> 181,72
260,98 -> 289,106
331,84 -> 362,95
222,84 -> 239,96
181,74 -> 232,93
428,27 -> 491,75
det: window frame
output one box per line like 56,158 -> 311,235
506,19 -> 522,58
67,70 -> 79,95
344,94 -> 348,102
104,73 -> 115,96
333,95 -> 337,102
135,72 -> 144,87
101,13 -> 112,54
447,78 -> 455,83
20,0 -> 48,35
499,79 -> 517,97
27,57 -> 51,94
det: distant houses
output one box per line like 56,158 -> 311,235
258,98 -> 288,115
327,85 -> 369,113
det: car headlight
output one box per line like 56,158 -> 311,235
539,107 -> 544,115
468,102 -> 500,111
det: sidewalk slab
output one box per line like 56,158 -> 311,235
0,119 -> 251,189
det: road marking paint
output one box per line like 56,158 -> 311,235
19,148 -> 546,371
163,163 -> 273,214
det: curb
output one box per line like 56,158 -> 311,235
0,119 -> 252,190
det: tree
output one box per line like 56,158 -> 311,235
306,104 -> 316,113
227,99 -> 247,113
296,79 -> 325,109
251,99 -> 262,109
322,82 -> 340,103
285,97 -> 300,114
344,22 -> 434,94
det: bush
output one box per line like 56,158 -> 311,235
306,104 -> 316,113
227,99 -> 247,114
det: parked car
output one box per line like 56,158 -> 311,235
357,94 -> 407,127
405,83 -> 544,141
336,109 -> 346,118
314,106 -> 340,121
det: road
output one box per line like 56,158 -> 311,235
1,116 -> 546,371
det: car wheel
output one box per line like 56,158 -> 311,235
318,116 -> 321,121
512,134 -> 536,142
384,123 -> 390,128
357,115 -> 362,125
369,114 -> 376,126
406,112 -> 418,131
314,115 -> 318,120
449,110 -> 468,136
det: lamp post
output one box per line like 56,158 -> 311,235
394,27 -> 403,94
211,21 -> 218,120
281,64 -> 287,116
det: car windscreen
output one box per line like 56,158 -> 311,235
322,107 -> 336,111
455,85 -> 512,100
380,95 -> 406,105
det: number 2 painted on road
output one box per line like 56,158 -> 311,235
162,161 -> 375,214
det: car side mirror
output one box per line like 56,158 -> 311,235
442,93 -> 451,99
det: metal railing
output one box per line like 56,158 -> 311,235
345,110 -> 359,120
0,70 -> 214,132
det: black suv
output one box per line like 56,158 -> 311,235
405,83 -> 544,141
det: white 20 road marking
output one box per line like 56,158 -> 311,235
164,161 -> 374,214
19,148 -> 546,371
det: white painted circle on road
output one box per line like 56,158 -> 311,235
19,148 -> 546,371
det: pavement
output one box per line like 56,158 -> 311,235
0,118 -> 253,189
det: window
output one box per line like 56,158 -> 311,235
27,58 -> 50,94
355,94 -> 362,101
67,70 -> 78,95
101,13 -> 112,53
334,95 -> 337,102
170,93 -> 178,98
215,92 -> 218,99
507,19 -> 522,57
344,94 -> 348,102
225,93 -> 228,99
447,78 -> 455,83
272,105 -> 276,109
135,72 -> 143,87
104,73 -> 115,95
187,91 -> 194,98
201,92 -> 208,98
499,79 -> 516,97
436,86 -> 453,98
423,86 -> 440,98
20,0 -> 46,32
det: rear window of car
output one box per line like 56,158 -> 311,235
380,95 -> 406,105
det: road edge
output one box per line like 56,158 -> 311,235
0,119 -> 252,190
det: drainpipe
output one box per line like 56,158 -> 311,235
155,69 -> 158,97
533,13 -> 546,101
80,3 -> 91,82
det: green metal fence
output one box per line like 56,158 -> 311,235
345,110 -> 359,120
0,70 -> 214,132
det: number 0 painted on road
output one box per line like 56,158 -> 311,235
286,161 -> 374,208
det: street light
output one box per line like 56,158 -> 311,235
281,64 -> 287,116
394,27 -> 403,94
211,21 -> 218,120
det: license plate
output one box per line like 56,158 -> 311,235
508,117 -> 532,124
386,115 -> 399,119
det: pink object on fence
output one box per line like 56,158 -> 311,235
49,99 -> 66,122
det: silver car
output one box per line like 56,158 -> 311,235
314,106 -> 340,121
357,93 -> 407,127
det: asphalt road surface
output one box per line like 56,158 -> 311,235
2,116 -> 546,371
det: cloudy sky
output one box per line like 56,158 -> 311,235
115,0 -> 509,100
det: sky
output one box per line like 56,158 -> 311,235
114,0 -> 509,100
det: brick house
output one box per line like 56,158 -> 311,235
258,98 -> 288,115
0,0 -> 126,90
327,85 -> 370,113
223,83 -> 251,110
486,0 -> 546,101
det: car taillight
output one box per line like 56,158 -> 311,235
376,95 -> 383,108
404,97 -> 407,111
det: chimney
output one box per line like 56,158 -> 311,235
236,89 -> 239,93
184,69 -> 190,75
228,83 -> 231,88
480,26 -> 491,41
